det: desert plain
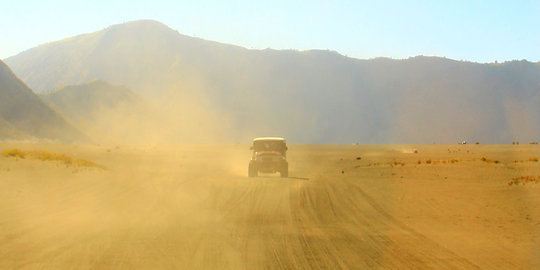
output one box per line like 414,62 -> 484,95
0,142 -> 538,269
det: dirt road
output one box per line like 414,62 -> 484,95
0,143 -> 538,269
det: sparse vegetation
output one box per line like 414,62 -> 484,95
508,176 -> 540,186
2,149 -> 26,159
2,149 -> 105,169
513,158 -> 538,163
420,158 -> 460,165
391,161 -> 405,167
480,157 -> 500,164
359,156 -> 510,168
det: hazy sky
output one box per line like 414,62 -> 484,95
1,0 -> 539,62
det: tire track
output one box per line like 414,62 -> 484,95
347,181 -> 481,269
289,177 -> 482,269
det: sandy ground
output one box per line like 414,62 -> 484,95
0,142 -> 538,269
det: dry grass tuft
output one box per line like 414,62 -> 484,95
362,158 -> 463,168
513,158 -> 538,163
480,157 -> 500,164
508,176 -> 540,186
2,149 -> 105,169
390,161 -> 405,167
2,149 -> 26,159
416,158 -> 461,165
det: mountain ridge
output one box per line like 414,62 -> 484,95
40,80 -> 152,144
4,20 -> 540,143
0,60 -> 87,142
6,20 -> 538,95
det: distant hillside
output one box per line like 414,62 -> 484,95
0,116 -> 30,140
5,20 -> 540,143
41,80 -> 150,144
0,60 -> 86,142
43,80 -> 142,121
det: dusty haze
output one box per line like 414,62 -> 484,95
1,143 -> 539,269
1,19 -> 539,270
5,20 -> 540,144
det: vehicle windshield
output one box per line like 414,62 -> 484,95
253,140 -> 286,153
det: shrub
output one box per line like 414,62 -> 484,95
391,161 -> 405,166
508,176 -> 540,185
2,149 -> 25,159
480,157 -> 499,164
2,149 -> 105,169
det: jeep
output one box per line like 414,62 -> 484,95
248,137 -> 288,177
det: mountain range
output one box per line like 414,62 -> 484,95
41,80 -> 150,144
4,20 -> 540,143
0,60 -> 85,142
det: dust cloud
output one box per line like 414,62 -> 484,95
2,52 -> 539,270
66,78 -> 237,145
1,142 -> 539,269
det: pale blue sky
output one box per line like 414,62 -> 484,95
1,0 -> 539,62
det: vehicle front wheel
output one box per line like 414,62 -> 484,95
248,163 -> 258,177
280,163 -> 288,178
